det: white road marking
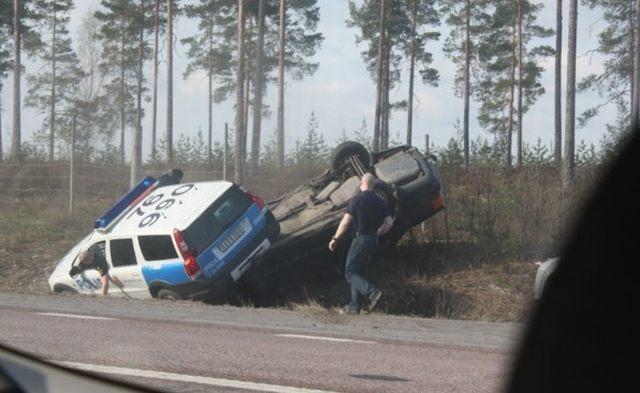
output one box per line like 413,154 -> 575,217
275,334 -> 376,345
57,361 -> 338,393
36,312 -> 116,321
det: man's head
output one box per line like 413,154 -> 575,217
171,168 -> 183,182
360,173 -> 376,192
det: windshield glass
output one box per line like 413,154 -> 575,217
183,186 -> 252,255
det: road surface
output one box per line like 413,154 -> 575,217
0,293 -> 523,392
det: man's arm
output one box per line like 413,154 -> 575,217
377,216 -> 394,237
100,274 -> 109,296
328,213 -> 353,251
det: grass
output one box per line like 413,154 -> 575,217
1,191 -> 544,322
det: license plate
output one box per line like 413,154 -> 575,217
218,224 -> 246,252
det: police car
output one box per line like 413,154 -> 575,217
48,177 -> 280,300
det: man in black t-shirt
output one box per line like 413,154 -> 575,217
69,242 -> 119,296
329,173 -> 394,314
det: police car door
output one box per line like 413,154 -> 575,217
73,241 -> 106,295
106,237 -> 148,298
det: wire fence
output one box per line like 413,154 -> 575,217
0,160 -> 321,203
0,159 -> 601,256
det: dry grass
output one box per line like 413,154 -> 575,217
0,162 -> 604,322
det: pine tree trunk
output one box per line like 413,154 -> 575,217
373,0 -> 386,153
632,0 -> 640,132
382,42 -> 390,149
0,92 -> 3,162
49,8 -> 57,162
563,0 -> 578,189
131,0 -> 144,187
242,17 -> 251,165
166,0 -> 174,165
463,0 -> 471,169
151,0 -> 158,160
10,0 -> 21,161
506,14 -> 517,168
207,15 -> 213,165
251,0 -> 266,172
516,0 -> 524,168
629,0 -> 635,130
276,0 -> 285,168
119,20 -> 126,163
406,0 -> 416,146
235,0 -> 246,183
554,0 -> 562,171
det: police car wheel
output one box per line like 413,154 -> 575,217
54,284 -> 77,295
156,289 -> 183,301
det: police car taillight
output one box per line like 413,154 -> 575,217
233,183 -> 265,210
173,228 -> 201,279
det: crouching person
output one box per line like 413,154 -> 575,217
69,243 -> 120,296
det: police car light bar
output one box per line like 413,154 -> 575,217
94,176 -> 158,232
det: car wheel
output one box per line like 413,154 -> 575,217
331,141 -> 371,174
54,284 -> 77,295
156,288 -> 183,301
374,180 -> 398,216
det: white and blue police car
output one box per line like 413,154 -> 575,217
48,177 -> 280,300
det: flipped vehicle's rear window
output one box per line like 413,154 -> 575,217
184,186 -> 252,254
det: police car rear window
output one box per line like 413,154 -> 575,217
138,235 -> 178,261
184,186 -> 252,254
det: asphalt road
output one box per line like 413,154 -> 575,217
0,293 -> 523,393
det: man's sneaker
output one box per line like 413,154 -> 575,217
367,290 -> 382,312
339,306 -> 359,315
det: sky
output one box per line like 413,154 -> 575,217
0,0 -> 619,160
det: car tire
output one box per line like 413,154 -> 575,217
156,288 -> 183,301
331,141 -> 371,173
54,284 -> 77,295
373,180 -> 398,215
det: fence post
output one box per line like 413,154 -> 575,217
425,134 -> 430,159
223,123 -> 228,181
69,116 -> 76,214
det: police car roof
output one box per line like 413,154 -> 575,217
103,181 -> 233,237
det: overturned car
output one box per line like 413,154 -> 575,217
248,141 -> 445,280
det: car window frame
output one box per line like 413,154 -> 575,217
107,237 -> 140,268
136,234 -> 180,264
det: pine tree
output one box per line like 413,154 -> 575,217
260,128 -> 279,169
25,0 -> 82,161
523,138 -> 552,167
353,118 -> 372,151
182,0 -> 232,165
0,0 -> 12,162
8,0 -> 43,161
554,0 -> 562,171
234,0 -> 246,183
189,0 -> 322,170
579,0 -> 638,137
441,0 -> 491,168
475,0 -> 553,167
348,0 -> 440,151
65,12 -> 118,161
165,0 -> 174,165
563,0 -> 577,188
576,139 -> 597,166
95,0 -> 140,163
293,111 -> 328,168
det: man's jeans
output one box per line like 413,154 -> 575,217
345,234 -> 378,311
